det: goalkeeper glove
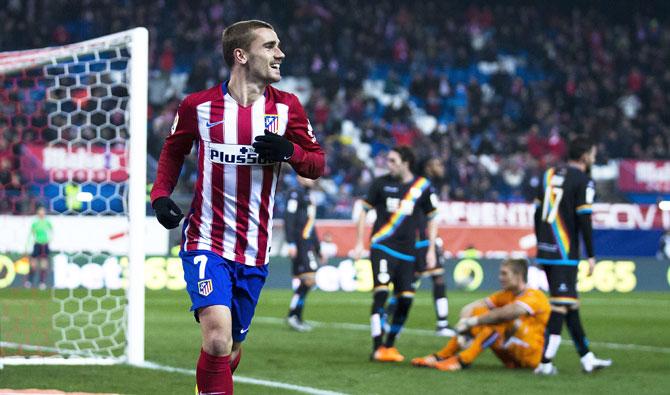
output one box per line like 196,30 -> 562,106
152,197 -> 184,229
252,129 -> 294,162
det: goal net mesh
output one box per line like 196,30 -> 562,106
0,29 -> 146,364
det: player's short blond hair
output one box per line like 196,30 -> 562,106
502,258 -> 528,282
222,20 -> 274,68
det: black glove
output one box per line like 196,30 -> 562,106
252,129 -> 294,162
152,197 -> 184,229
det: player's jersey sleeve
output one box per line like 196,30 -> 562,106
150,96 -> 199,203
576,175 -> 596,257
285,94 -> 325,179
362,178 -> 383,211
533,169 -> 547,230
418,182 -> 439,219
515,289 -> 551,318
575,176 -> 595,215
485,290 -> 512,309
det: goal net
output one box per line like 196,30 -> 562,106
0,28 -> 148,366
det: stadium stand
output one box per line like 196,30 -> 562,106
2,0 -> 670,217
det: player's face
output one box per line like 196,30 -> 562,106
246,28 -> 284,84
37,207 -> 46,218
386,151 -> 406,178
498,265 -> 520,291
584,146 -> 597,168
426,159 -> 445,178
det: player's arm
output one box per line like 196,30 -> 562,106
254,95 -> 324,178
354,179 -> 380,259
475,303 -> 527,325
459,299 -> 488,319
285,95 -> 324,179
533,170 -> 545,235
423,184 -> 440,269
577,179 -> 596,274
353,199 -> 372,259
456,301 -> 527,333
26,224 -> 35,253
425,216 -> 438,268
150,97 -> 198,229
309,219 -> 322,256
284,191 -> 299,257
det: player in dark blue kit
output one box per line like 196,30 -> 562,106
284,175 -> 324,332
533,136 -> 611,375
354,147 -> 439,362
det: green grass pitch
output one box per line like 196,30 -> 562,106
1,289 -> 669,394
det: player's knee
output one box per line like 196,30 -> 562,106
432,274 -> 444,285
397,294 -> 413,310
203,332 -> 233,356
302,276 -> 315,288
372,290 -> 389,312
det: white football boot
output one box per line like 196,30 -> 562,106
580,352 -> 612,373
534,362 -> 558,375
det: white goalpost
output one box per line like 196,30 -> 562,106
0,28 -> 148,367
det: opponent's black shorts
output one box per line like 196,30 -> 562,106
370,246 -> 415,293
31,243 -> 50,258
292,246 -> 318,276
414,246 -> 445,276
542,264 -> 578,304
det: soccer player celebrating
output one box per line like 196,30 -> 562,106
150,20 -> 324,394
411,259 -> 550,371
284,175 -> 325,332
354,147 -> 439,362
533,136 -> 611,375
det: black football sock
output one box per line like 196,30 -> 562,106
541,310 -> 565,363
384,295 -> 413,348
288,283 -> 310,320
566,308 -> 590,357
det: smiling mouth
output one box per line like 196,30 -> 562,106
270,63 -> 281,70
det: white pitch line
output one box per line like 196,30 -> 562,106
283,297 -> 670,307
0,342 -> 347,394
253,316 -> 670,354
139,361 -> 347,395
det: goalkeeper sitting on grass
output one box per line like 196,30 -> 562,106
411,259 -> 550,371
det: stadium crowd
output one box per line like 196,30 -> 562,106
1,0 -> 670,216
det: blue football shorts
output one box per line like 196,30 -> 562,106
180,249 -> 268,342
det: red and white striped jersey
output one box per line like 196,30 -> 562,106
151,83 -> 325,266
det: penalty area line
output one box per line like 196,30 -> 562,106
139,361 -> 348,395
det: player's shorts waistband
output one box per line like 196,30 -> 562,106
370,243 -> 415,262
550,296 -> 579,305
536,258 -> 580,266
414,240 -> 430,249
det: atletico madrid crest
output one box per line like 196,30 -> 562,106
198,279 -> 213,296
264,114 -> 279,133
